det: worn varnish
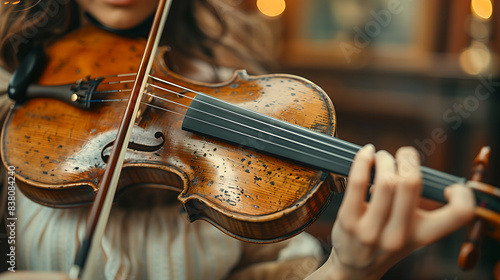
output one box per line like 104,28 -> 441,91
1,26 -> 342,242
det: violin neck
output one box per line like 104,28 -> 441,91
182,93 -> 499,213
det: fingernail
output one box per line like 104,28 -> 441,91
363,144 -> 375,153
376,150 -> 390,156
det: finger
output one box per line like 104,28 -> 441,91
415,184 -> 475,245
340,144 -> 375,221
384,147 -> 422,247
360,150 -> 397,239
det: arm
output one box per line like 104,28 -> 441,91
306,145 -> 476,280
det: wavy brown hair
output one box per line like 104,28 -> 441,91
0,0 -> 275,74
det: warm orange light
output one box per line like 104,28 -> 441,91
257,0 -> 286,17
471,0 -> 493,20
459,43 -> 491,75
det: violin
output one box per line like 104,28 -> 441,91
1,0 -> 500,277
2,24 -> 340,241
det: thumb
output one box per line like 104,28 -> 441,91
415,184 -> 475,245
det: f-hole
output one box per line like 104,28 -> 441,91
101,131 -> 165,163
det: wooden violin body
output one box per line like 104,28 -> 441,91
1,27 -> 342,242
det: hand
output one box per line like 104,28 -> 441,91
311,145 -> 475,280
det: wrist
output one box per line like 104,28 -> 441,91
306,252 -> 366,280
328,250 -> 383,280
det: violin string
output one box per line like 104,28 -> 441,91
100,80 -> 136,85
142,91 -> 357,165
142,101 -> 360,172
95,73 -> 137,79
94,75 -> 356,160
93,89 -> 132,94
97,75 -> 362,167
89,75 -> 458,189
146,75 -> 361,156
87,99 -> 129,103
89,77 -> 360,166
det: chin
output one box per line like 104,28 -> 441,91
94,10 -> 147,30
102,19 -> 141,30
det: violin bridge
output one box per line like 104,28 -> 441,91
136,86 -> 155,124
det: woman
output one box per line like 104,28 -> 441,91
0,0 -> 475,279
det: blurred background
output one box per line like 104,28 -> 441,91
236,0 -> 500,279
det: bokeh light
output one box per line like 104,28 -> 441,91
471,0 -> 493,20
257,0 -> 286,17
459,42 -> 491,75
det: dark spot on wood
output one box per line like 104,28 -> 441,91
245,169 -> 250,173
42,171 -> 48,174
270,181 -> 275,185
44,156 -> 50,159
